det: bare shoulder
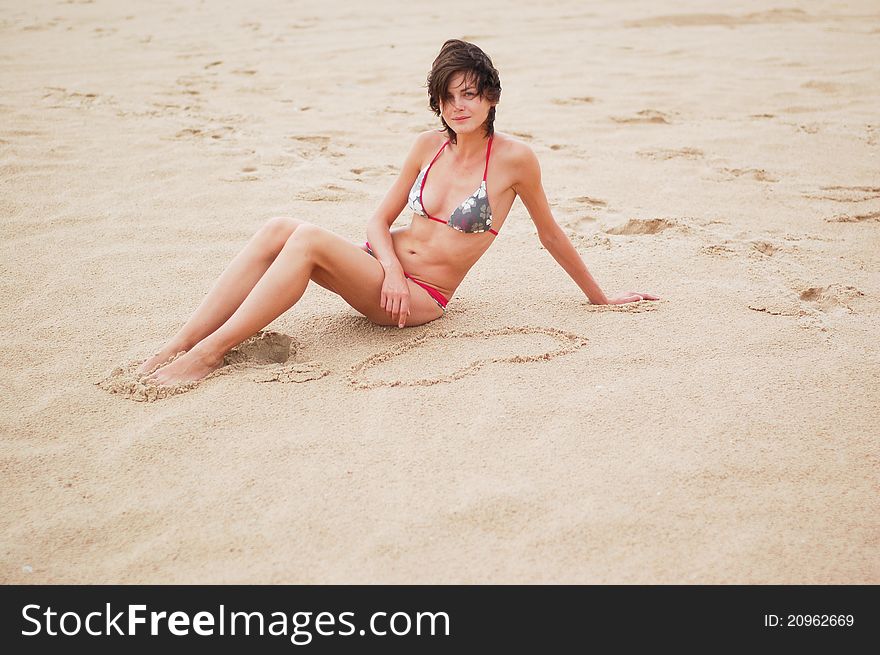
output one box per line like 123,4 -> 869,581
492,131 -> 540,186
399,130 -> 446,173
491,131 -> 533,158
412,129 -> 447,154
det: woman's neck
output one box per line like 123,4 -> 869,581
448,130 -> 490,164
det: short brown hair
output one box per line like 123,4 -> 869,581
426,39 -> 502,144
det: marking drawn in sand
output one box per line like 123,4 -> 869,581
583,302 -> 662,314
95,331 -> 328,402
347,326 -> 589,390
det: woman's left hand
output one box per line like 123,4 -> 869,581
604,291 -> 660,304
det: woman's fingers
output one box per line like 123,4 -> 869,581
628,291 -> 660,301
380,281 -> 412,325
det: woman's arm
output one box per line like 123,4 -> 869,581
366,132 -> 442,327
365,132 -> 435,276
512,145 -> 657,305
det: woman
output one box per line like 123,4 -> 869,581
139,39 -> 658,386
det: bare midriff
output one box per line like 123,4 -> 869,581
386,216 -> 496,300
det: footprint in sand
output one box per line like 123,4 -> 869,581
41,87 -> 110,109
801,185 -> 880,222
806,185 -> 880,203
699,228 -> 838,260
604,217 -> 683,235
748,282 -> 866,323
348,164 -> 397,181
284,134 -> 350,160
636,147 -> 703,160
294,184 -> 364,202
624,8 -> 813,29
95,331 -> 329,402
551,96 -> 596,106
562,215 -> 601,235
698,243 -> 738,258
610,109 -> 671,125
287,19 -> 319,30
718,167 -> 778,182
826,210 -> 880,223
797,284 -> 866,314
220,165 -> 262,183
171,123 -> 238,142
173,73 -> 217,96
91,26 -> 118,38
555,197 -> 609,237
572,195 -> 607,208
347,326 -> 589,389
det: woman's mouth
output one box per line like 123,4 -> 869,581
452,116 -> 469,121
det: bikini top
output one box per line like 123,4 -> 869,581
407,135 -> 498,236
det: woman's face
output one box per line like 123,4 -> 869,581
439,71 -> 495,137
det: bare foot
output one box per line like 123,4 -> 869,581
136,346 -> 188,377
142,345 -> 224,386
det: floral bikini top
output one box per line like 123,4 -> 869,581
407,135 -> 498,236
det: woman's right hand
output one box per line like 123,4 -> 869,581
381,271 -> 412,328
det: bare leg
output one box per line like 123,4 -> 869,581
142,223 -> 443,387
136,217 -> 301,375
143,228 -> 318,386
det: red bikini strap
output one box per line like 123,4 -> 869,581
419,140 -> 449,220
428,140 -> 448,170
483,135 -> 493,181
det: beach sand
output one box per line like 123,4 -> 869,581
2,0 -> 878,583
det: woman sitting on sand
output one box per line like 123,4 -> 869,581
139,39 -> 658,386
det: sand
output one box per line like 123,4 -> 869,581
1,0 -> 878,583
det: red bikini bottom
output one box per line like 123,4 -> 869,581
364,241 -> 448,311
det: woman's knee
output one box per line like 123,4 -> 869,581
284,222 -> 324,244
279,222 -> 325,259
261,216 -> 307,249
